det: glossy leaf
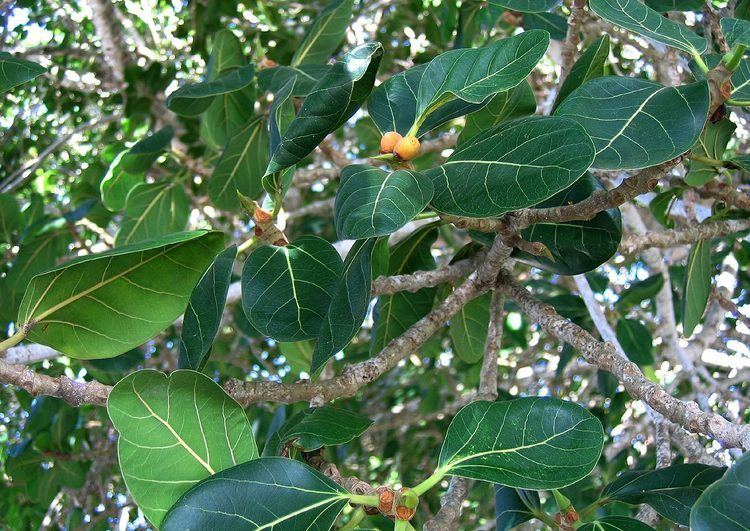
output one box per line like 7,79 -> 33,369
439,398 -> 604,489
450,291 -> 491,364
166,64 -> 255,117
579,516 -> 654,531
262,406 -> 372,456
115,182 -> 190,246
602,463 -> 726,525
425,116 -> 595,218
589,0 -> 707,54
334,165 -> 434,240
721,18 -> 750,48
730,60 -> 750,103
691,452 -> 750,531
513,173 -> 622,275
108,369 -> 257,528
257,64 -> 331,97
241,236 -> 343,342
121,126 -> 174,174
683,238 -> 712,337
523,12 -> 568,40
209,117 -> 269,210
268,78 -> 295,158
291,0 -> 353,66
488,0 -> 560,13
162,457 -> 349,531
553,35 -> 610,111
179,245 -> 237,370
311,238 -> 376,372
495,486 -> 539,531
371,226 -> 437,353
555,78 -> 709,170
0,193 -> 22,244
0,53 -> 46,93
265,42 -> 383,176
645,0 -> 704,11
616,318 -> 654,366
459,81 -> 537,145
686,119 -> 736,186
17,231 -> 225,359
100,151 -> 143,211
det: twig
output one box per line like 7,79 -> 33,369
620,218 -> 750,254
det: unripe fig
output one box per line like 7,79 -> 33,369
394,135 -> 420,160
380,131 -> 402,154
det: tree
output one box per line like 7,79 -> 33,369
2,0 -> 750,528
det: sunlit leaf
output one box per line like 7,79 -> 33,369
115,182 -> 190,246
291,0 -> 353,66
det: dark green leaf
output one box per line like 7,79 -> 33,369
266,42 -> 383,175
488,0 -> 560,13
683,238 -> 712,336
291,0 -> 354,66
115,183 -> 190,246
615,318 -> 654,366
100,151 -> 143,211
425,116 -> 595,218
0,53 -> 46,93
602,464 -> 726,525
523,12 -> 568,40
166,64 -> 255,117
108,369 -> 258,528
450,291 -> 491,364
579,516 -> 654,531
242,236 -> 343,342
209,117 -> 269,210
439,398 -> 604,489
179,245 -> 237,370
0,193 -> 22,244
268,78 -> 296,158
553,35 -> 610,111
459,81 -> 537,145
513,173 -> 622,275
495,486 -> 539,531
334,165 -> 434,240
645,0 -> 704,11
589,0 -> 707,54
555,78 -> 709,170
162,457 -> 349,531
121,126 -> 174,174
616,275 -> 664,310
257,64 -> 331,96
691,452 -> 750,531
721,18 -> 750,48
371,226 -> 437,353
686,119 -> 736,186
311,238 -> 376,372
262,406 -> 372,456
17,231 -> 225,359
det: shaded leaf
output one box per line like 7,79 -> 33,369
121,126 -> 174,174
0,53 -> 46,93
334,165 -> 434,240
645,0 -> 704,11
579,516 -> 654,531
257,64 -> 331,97
17,231 -> 225,359
488,0 -> 560,13
291,0 -> 354,66
495,486 -> 539,531
553,35 -> 610,111
459,81 -> 537,145
686,119 -> 736,186
166,64 -> 255,117
425,116 -> 595,218
439,397 -> 604,489
691,452 -> 750,531
241,236 -> 343,342
162,458 -> 349,531
0,193 -> 22,244
450,291 -> 491,364
115,182 -> 190,246
616,318 -> 654,366
683,238 -> 712,336
179,245 -> 237,370
615,274 -> 664,310
555,78 -> 709,170
268,78 -> 296,158
721,17 -> 750,48
523,12 -> 568,40
108,369 -> 258,528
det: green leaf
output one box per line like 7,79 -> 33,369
602,464 -> 726,526
166,64 -> 255,117
495,486 -> 539,531
279,340 -> 314,376
257,64 -> 331,97
242,236 -> 343,342
179,245 -> 237,370
425,116 -> 595,218
523,12 -> 568,40
578,516 -> 654,531
100,151 -> 143,211
686,119 -> 736,186
291,0 -> 354,66
209,117 -> 269,210
645,0 -> 704,11
555,78 -> 709,170
615,318 -> 654,366
121,126 -> 174,174
616,274 -> 664,310
114,183 -> 190,246
0,53 -> 46,93
17,231 -> 225,359
0,193 -> 22,244
107,369 -> 258,528
459,81 -> 537,146
733,154 -> 750,172
691,452 -> 750,531
162,457 -> 349,531
450,291 -> 491,364
553,35 -> 610,111
268,78 -> 296,158
262,406 -> 372,456
683,238 -> 712,337
721,18 -> 750,48
266,42 -> 383,176
371,226 -> 437,353
589,0 -> 707,54
3,228 -> 72,303
488,0 -> 560,13
311,238 -> 376,372
512,173 -> 622,275
439,397 -> 604,489
334,165 -> 434,240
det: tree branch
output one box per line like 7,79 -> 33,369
620,218 -> 750,254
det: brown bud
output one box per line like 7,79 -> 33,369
395,505 -> 416,521
254,226 -> 264,237
377,486 -> 395,514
